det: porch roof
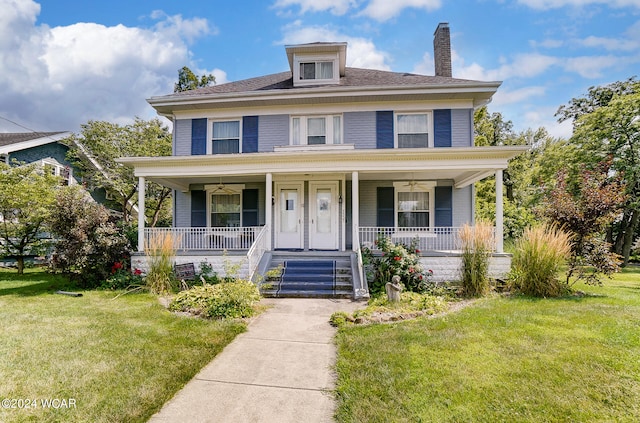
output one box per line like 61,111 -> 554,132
118,146 -> 528,192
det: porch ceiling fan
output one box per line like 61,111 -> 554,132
401,175 -> 431,192
210,178 -> 236,194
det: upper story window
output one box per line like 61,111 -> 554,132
291,115 -> 342,146
292,54 -> 340,87
396,114 -> 429,148
300,61 -> 334,80
211,120 -> 240,154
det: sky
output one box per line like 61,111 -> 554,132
1,0 -> 639,139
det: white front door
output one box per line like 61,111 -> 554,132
309,181 -> 339,250
275,183 -> 304,249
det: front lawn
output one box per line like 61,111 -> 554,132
0,268 -> 245,423
335,267 -> 640,422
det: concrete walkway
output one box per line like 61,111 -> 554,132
149,298 -> 364,423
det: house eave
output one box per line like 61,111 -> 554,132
147,81 -> 501,115
118,146 -> 528,189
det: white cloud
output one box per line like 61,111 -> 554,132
272,0 -> 358,15
360,0 -> 442,21
412,52 -> 434,75
453,51 -> 559,81
0,0 -> 216,132
562,55 -> 619,78
529,38 -> 564,49
492,86 -> 547,106
577,22 -> 640,51
517,0 -> 640,10
279,22 -> 391,70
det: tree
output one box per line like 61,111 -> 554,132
174,66 -> 215,92
0,162 -> 60,273
557,78 -> 640,265
48,185 -> 129,287
474,107 -> 536,239
541,162 -> 626,285
64,118 -> 173,226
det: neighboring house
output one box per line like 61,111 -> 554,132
0,132 -> 75,185
122,23 -> 527,298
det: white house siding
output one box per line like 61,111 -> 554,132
451,109 -> 473,147
174,119 -> 191,156
452,184 -> 473,226
344,111 -> 376,149
258,114 -> 289,152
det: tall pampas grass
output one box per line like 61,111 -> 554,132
458,221 -> 494,297
510,224 -> 572,297
145,232 -> 180,294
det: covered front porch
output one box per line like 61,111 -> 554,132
122,147 -> 526,293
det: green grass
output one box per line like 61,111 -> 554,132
0,268 -> 245,423
335,267 -> 640,423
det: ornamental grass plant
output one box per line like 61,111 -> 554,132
458,221 -> 494,297
510,224 -> 572,297
145,232 -> 179,294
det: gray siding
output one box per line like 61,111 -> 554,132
453,184 -> 473,226
174,119 -> 192,156
357,180 -> 473,227
451,109 -> 473,147
344,111 -> 376,149
174,190 -> 191,227
174,183 -> 266,227
258,114 -> 288,152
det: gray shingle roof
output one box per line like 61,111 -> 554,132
0,132 -> 67,148
160,67 -> 487,99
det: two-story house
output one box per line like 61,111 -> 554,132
123,23 -> 527,298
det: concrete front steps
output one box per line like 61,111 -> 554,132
260,252 -> 354,299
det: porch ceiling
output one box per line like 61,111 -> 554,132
118,146 -> 528,191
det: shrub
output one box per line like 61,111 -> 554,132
49,186 -> 130,287
169,279 -> 261,319
145,232 -> 178,294
509,225 -> 572,297
363,237 -> 433,296
458,221 -> 494,297
102,266 -> 144,290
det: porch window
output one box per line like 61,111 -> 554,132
210,194 -> 241,227
398,192 -> 429,227
393,181 -> 436,228
291,115 -> 342,145
211,120 -> 240,154
397,114 -> 429,148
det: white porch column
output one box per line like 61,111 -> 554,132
495,169 -> 504,253
265,173 -> 273,250
137,176 -> 145,252
352,171 -> 359,251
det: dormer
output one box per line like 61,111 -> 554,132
285,42 -> 347,87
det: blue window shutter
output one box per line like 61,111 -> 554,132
377,187 -> 395,227
191,118 -> 207,155
434,186 -> 453,227
376,111 -> 394,149
433,109 -> 452,147
242,116 -> 259,153
242,189 -> 259,226
191,190 -> 207,227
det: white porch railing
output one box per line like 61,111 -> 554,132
358,226 -> 497,252
352,230 -> 369,299
144,227 -> 264,251
247,225 -> 269,281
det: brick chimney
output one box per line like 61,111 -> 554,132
433,22 -> 452,77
